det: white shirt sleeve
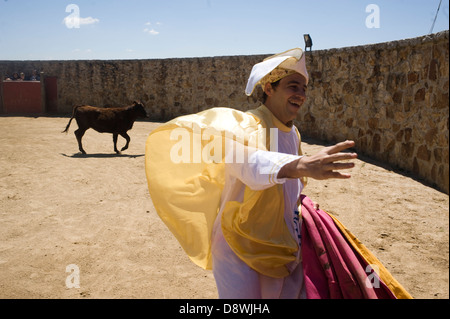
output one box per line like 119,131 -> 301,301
227,149 -> 301,191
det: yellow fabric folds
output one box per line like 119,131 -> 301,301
145,122 -> 222,270
221,184 -> 298,278
145,106 -> 303,275
145,107 -> 264,269
220,105 -> 307,278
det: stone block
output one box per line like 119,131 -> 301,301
417,145 -> 431,161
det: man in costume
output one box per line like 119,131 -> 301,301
145,48 -> 412,299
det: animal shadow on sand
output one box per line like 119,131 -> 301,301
61,152 -> 144,159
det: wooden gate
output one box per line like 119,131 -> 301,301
1,81 -> 43,114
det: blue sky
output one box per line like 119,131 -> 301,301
0,0 -> 448,60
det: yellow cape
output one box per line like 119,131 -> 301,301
145,105 -> 305,277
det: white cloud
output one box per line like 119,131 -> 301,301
72,48 -> 93,54
63,16 -> 100,28
80,17 -> 100,25
143,21 -> 162,35
143,28 -> 159,35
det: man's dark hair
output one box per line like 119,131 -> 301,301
262,79 -> 281,103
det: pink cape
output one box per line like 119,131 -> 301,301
300,195 -> 397,299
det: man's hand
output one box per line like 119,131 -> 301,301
278,140 -> 357,180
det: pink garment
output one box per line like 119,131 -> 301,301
300,195 -> 396,299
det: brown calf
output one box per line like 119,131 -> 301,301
62,101 -> 148,154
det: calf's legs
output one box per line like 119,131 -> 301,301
113,133 -> 120,154
112,132 -> 130,154
74,129 -> 87,154
120,132 -> 131,152
73,129 -> 131,155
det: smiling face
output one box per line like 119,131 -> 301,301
263,73 -> 308,126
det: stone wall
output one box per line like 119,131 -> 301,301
0,55 -> 265,119
0,31 -> 448,193
299,31 -> 448,194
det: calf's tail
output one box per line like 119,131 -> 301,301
62,106 -> 80,133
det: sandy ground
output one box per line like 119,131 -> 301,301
0,116 -> 448,299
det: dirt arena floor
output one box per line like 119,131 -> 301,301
0,116 -> 448,299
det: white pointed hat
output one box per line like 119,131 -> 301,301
245,48 -> 309,96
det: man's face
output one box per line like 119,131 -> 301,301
264,73 -> 307,126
